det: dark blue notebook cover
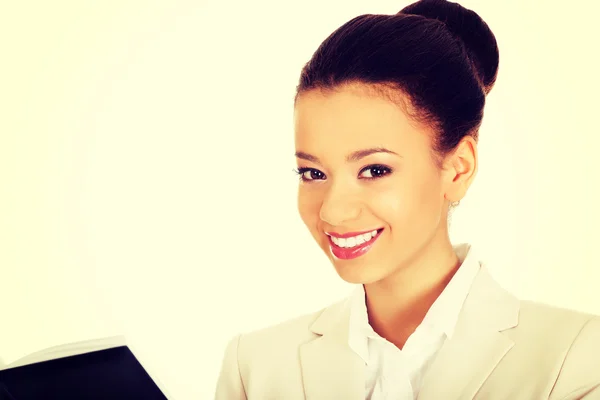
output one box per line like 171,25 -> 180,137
0,346 -> 167,400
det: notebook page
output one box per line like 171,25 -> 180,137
4,335 -> 127,370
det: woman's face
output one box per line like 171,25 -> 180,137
294,84 -> 459,285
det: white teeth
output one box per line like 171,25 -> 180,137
330,230 -> 380,248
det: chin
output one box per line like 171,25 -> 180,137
329,257 -> 387,285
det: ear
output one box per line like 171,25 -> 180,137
441,136 -> 478,203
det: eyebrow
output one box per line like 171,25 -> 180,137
295,147 -> 400,164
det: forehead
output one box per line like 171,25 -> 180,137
294,85 -> 432,155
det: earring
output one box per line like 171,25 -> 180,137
451,200 -> 461,207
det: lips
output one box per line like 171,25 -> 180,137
326,229 -> 383,260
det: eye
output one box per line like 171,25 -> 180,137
359,164 -> 392,179
294,167 -> 326,182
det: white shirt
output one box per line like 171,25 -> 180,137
347,243 -> 481,400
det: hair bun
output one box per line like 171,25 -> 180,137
400,0 -> 498,94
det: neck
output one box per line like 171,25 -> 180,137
363,236 -> 460,349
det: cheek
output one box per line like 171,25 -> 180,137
415,169 -> 446,213
297,187 -> 322,229
371,172 -> 443,229
370,190 -> 413,226
409,174 -> 446,231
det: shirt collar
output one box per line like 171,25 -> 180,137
347,243 -> 481,359
420,243 -> 480,339
348,283 -> 372,363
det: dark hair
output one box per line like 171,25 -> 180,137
295,0 -> 499,165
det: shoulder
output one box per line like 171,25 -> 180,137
511,300 -> 600,398
236,297 -> 348,354
220,296 -> 349,368
518,299 -> 595,328
511,299 -> 598,347
215,298 -> 348,398
548,312 -> 600,398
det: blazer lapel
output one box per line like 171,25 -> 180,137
299,298 -> 365,400
418,265 -> 520,400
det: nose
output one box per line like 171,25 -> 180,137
319,182 -> 362,226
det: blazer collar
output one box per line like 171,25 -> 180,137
299,263 -> 520,400
300,297 -> 365,400
417,264 -> 520,399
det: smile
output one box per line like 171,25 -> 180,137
326,229 -> 383,260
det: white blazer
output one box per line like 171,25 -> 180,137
215,265 -> 600,399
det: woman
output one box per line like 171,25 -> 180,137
215,0 -> 600,399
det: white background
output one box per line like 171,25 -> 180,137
1,1 -> 599,398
